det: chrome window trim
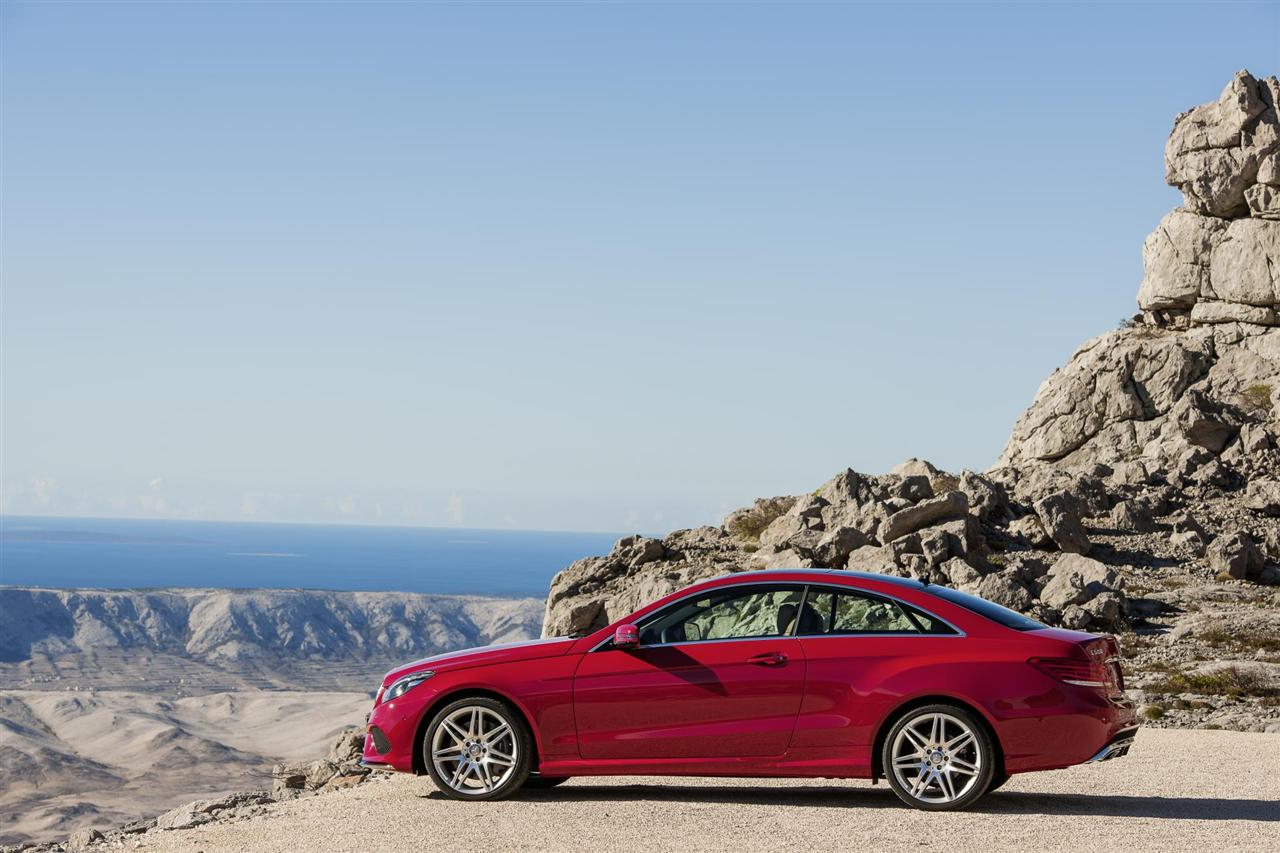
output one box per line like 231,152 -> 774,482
614,634 -> 805,651
590,579 -> 964,652
590,581 -> 807,652
798,583 -> 966,639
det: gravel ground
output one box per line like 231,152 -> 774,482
136,729 -> 1276,853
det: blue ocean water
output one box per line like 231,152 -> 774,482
0,516 -> 622,597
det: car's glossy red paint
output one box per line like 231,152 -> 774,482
363,570 -> 1137,783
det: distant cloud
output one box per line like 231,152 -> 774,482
3,477 -> 60,512
447,495 -> 466,527
31,477 -> 57,507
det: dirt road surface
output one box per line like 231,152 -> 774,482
137,728 -> 1277,853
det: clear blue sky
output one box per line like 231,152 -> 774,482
3,1 -> 1277,533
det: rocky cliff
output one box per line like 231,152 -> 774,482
542,72 -> 1280,732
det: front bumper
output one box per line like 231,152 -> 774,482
361,686 -> 440,773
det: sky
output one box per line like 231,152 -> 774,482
2,1 -> 1278,533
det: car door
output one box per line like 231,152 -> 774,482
789,585 -> 962,757
572,584 -> 808,760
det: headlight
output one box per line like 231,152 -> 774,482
380,671 -> 434,704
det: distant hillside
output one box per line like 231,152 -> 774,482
0,588 -> 543,693
0,588 -> 544,846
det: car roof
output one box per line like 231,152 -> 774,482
707,568 -> 927,590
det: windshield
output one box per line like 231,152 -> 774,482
923,585 -> 1047,632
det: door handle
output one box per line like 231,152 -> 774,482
747,651 -> 787,666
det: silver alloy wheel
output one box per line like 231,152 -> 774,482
889,712 -> 983,805
430,705 -> 520,796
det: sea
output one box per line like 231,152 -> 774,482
0,516 -> 623,598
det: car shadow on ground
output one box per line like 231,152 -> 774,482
472,784 -> 1278,821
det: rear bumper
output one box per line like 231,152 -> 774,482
998,690 -> 1138,774
1087,730 -> 1138,763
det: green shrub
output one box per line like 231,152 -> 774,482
725,497 -> 795,544
931,473 -> 960,494
1142,704 -> 1166,720
1242,383 -> 1273,415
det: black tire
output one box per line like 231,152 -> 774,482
881,704 -> 995,811
423,696 -> 531,801
523,774 -> 570,789
986,770 -> 1010,792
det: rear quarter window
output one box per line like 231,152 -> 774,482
923,585 -> 1046,632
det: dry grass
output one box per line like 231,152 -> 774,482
1197,625 -> 1280,654
1144,666 -> 1279,699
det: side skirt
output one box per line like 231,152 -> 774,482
537,750 -> 871,780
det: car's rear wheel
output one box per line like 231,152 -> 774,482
424,697 -> 531,800
882,704 -> 994,811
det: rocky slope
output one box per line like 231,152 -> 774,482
543,71 -> 1280,733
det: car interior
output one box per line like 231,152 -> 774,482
633,584 -> 948,646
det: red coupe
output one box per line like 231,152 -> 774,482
362,569 -> 1137,810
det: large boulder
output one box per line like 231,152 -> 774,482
1207,218 -> 1279,306
67,829 -> 105,851
1032,492 -> 1090,554
1246,478 -> 1280,514
996,329 -> 1214,467
977,573 -> 1033,611
1164,70 -> 1279,218
155,793 -> 272,831
1138,209 -> 1225,311
1189,301 -> 1275,325
543,527 -> 745,637
958,469 -> 1008,521
998,321 -> 1280,470
1038,554 -> 1126,627
878,491 -> 969,543
1207,531 -> 1266,581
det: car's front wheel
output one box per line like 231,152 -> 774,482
424,697 -> 531,800
882,704 -> 995,811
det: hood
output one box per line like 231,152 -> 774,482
381,636 -> 575,686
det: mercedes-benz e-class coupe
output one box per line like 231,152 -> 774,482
362,569 -> 1137,810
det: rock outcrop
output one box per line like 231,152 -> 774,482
271,727 -> 370,800
1139,71 -> 1279,323
541,72 -> 1280,706
1000,72 -> 1280,472
543,461 -> 1131,638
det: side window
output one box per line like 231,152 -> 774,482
638,586 -> 805,645
801,589 -> 920,635
900,603 -> 958,635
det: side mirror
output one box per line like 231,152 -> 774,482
612,624 -> 640,649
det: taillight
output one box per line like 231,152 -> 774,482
1029,657 -> 1108,688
